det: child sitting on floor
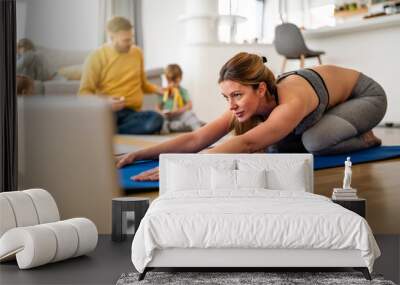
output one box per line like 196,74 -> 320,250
157,64 -> 203,133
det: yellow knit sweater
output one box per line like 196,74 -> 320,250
78,44 -> 158,111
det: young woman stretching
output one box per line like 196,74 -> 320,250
117,52 -> 387,180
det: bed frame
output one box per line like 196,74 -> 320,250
138,154 -> 372,281
140,248 -> 371,280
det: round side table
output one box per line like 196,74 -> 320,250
112,197 -> 150,242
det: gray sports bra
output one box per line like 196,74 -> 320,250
275,68 -> 330,135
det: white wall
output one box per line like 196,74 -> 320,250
141,0 -> 186,69
16,0 -> 28,39
18,0 -> 99,51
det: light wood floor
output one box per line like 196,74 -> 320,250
315,127 -> 400,234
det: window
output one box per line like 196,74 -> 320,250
309,4 -> 335,28
218,0 -> 265,43
280,0 -> 336,30
218,0 -> 336,44
264,0 -> 336,43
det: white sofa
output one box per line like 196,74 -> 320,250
0,189 -> 98,269
32,46 -> 164,110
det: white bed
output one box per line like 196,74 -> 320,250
131,154 -> 380,280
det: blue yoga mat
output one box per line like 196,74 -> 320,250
314,146 -> 400,170
119,146 -> 400,191
118,160 -> 159,192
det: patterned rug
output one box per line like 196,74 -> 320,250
116,271 -> 396,285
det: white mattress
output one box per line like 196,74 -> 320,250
131,190 -> 380,273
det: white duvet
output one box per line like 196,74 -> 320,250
131,190 -> 380,273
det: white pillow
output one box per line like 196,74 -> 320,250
166,160 -> 235,192
266,162 -> 306,191
238,160 -> 307,191
237,169 -> 267,189
211,168 -> 236,190
211,168 -> 267,190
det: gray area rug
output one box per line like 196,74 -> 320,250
116,271 -> 396,285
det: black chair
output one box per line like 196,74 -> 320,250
274,23 -> 325,73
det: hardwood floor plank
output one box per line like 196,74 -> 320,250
315,158 -> 400,234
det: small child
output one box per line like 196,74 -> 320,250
157,64 -> 203,133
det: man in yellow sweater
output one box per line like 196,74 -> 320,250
79,16 -> 164,134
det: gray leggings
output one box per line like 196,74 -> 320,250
301,73 -> 387,155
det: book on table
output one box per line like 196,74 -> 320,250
332,188 -> 358,200
332,195 -> 359,200
333,188 -> 357,193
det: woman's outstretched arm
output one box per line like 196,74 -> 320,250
117,110 -> 232,168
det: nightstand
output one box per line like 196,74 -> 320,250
112,197 -> 150,242
332,198 -> 366,218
